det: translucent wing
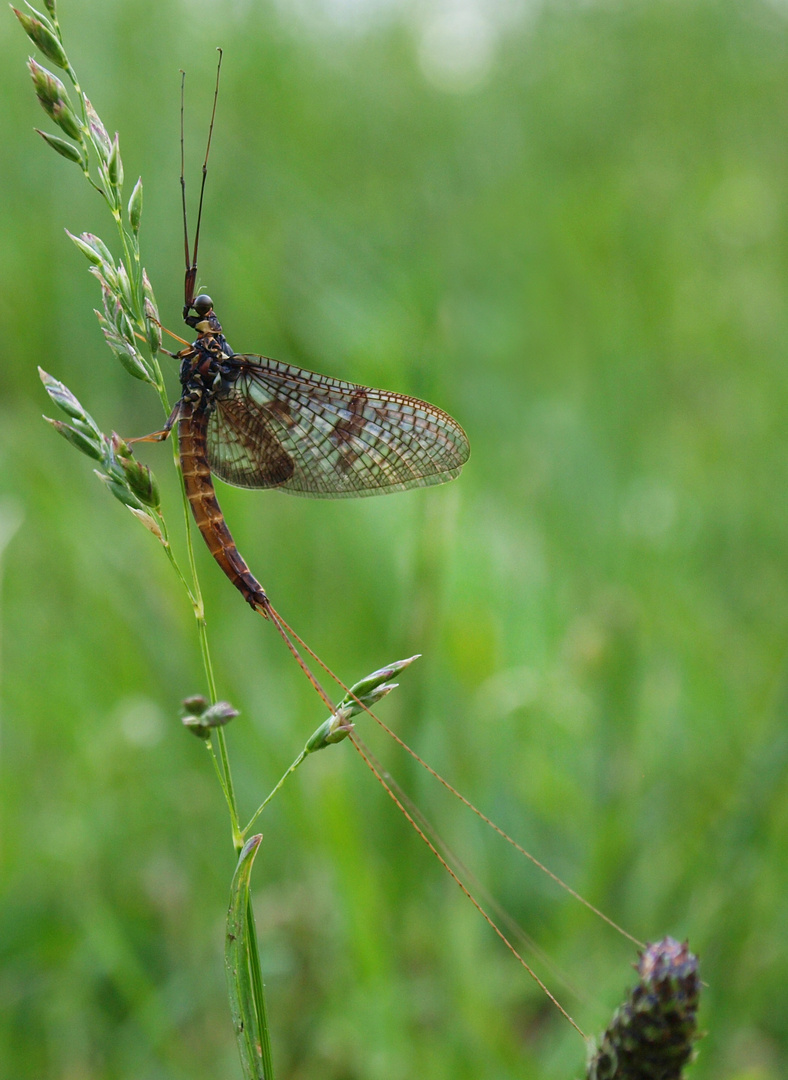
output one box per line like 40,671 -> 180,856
205,355 -> 470,498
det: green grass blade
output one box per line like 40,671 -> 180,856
225,835 -> 267,1080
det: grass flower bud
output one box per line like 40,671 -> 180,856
28,57 -> 81,141
346,655 -> 420,700
35,128 -> 84,166
108,131 -> 123,188
44,417 -> 102,461
66,230 -> 114,269
305,706 -> 355,753
38,367 -> 98,431
127,507 -> 164,543
181,699 -> 239,739
304,657 -> 417,754
115,262 -> 134,314
143,271 -> 162,353
84,96 -> 111,161
110,433 -> 160,508
13,7 -> 68,70
182,695 -> 209,714
128,177 -> 142,233
94,469 -> 146,511
114,341 -> 152,382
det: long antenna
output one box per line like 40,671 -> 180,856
183,48 -> 223,314
180,69 -> 191,309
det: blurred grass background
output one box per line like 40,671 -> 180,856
2,0 -> 788,1076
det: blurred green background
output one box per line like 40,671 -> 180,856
2,0 -> 788,1076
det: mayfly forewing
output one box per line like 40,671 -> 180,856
204,355 -> 470,498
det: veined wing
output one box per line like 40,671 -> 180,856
205,354 -> 470,498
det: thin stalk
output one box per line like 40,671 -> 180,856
158,534 -> 198,608
242,751 -> 307,838
214,724 -> 241,847
204,731 -> 235,821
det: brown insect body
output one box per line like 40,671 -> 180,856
176,304 -> 271,615
169,290 -> 469,616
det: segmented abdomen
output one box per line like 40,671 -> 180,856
178,399 -> 268,615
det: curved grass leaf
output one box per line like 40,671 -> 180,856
225,835 -> 266,1080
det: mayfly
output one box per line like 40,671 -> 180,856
139,56 -> 469,623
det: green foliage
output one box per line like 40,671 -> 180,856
2,0 -> 787,1077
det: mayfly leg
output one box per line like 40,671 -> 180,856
127,402 -> 181,444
